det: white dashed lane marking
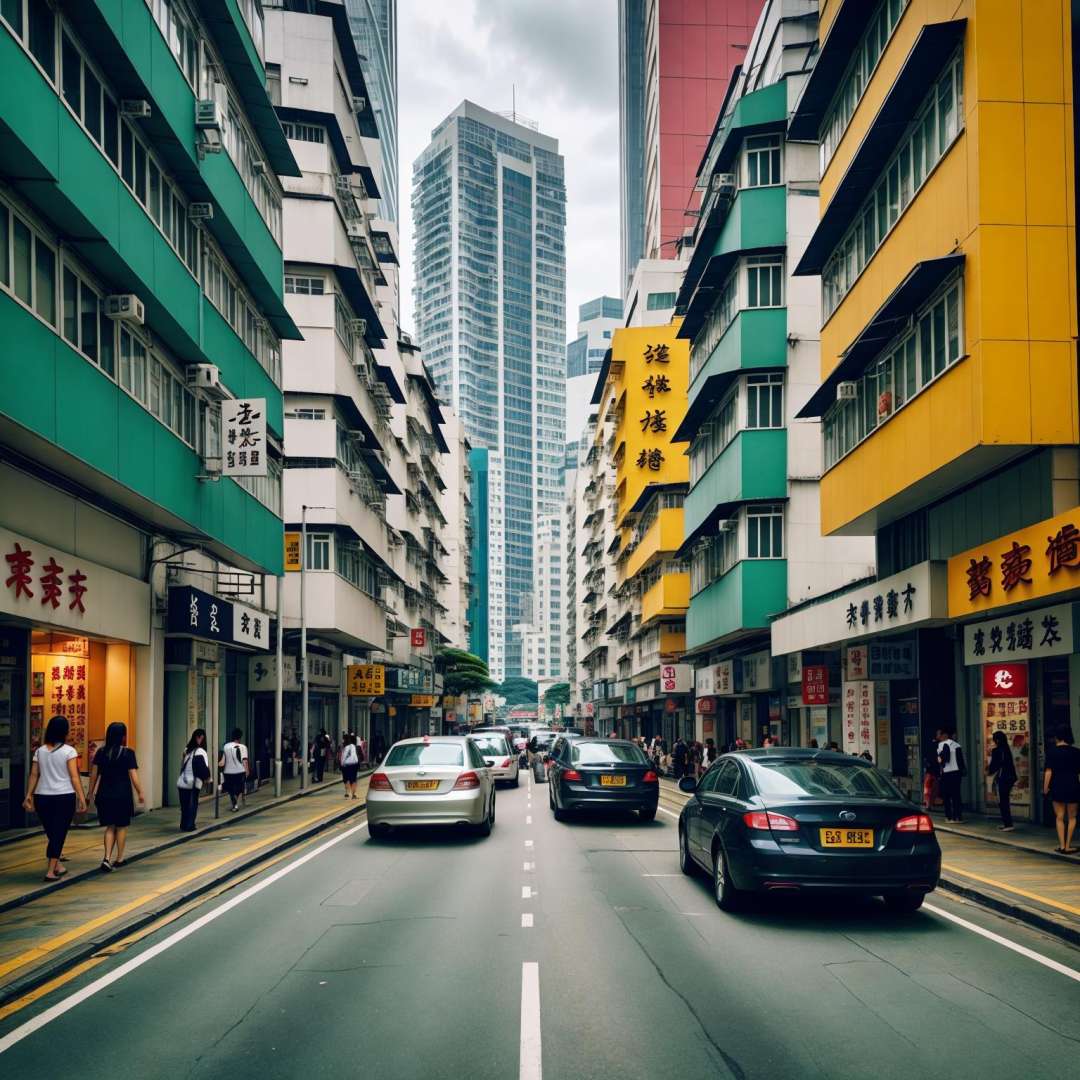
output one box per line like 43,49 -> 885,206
521,913 -> 534,928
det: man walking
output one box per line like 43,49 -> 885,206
672,737 -> 688,780
938,727 -> 965,823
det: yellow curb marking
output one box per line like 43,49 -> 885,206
0,803 -> 358,982
941,862 -> 1080,917
0,957 -> 105,1022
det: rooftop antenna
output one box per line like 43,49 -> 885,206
512,83 -> 516,123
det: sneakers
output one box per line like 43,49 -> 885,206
101,859 -> 113,872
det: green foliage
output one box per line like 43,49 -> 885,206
543,682 -> 570,707
498,677 -> 539,706
438,648 -> 495,696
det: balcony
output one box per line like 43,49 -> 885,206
625,508 -> 685,579
282,570 -> 387,651
688,307 -> 787,403
685,429 -> 787,539
283,465 -> 388,563
686,560 -> 787,653
641,573 -> 690,625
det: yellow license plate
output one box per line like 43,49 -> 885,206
820,828 -> 874,848
600,774 -> 627,787
406,780 -> 439,791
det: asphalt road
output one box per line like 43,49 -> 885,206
1,774 -> 1078,1080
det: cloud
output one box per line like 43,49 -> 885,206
398,0 -> 621,338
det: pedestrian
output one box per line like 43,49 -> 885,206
672,737 -> 687,780
22,714 -> 86,882
827,741 -> 840,752
88,722 -> 143,871
219,728 -> 250,812
922,734 -> 942,811
762,736 -> 776,749
313,730 -> 329,782
937,727 -> 966,823
340,733 -> 360,800
1042,724 -> 1080,854
177,728 -> 211,831
358,735 -> 368,765
986,730 -> 1017,832
704,738 -> 717,767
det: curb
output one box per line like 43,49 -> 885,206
933,821 -> 1080,865
0,799 -> 368,1008
0,772 -> 372,916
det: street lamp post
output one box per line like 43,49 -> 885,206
300,503 -> 333,791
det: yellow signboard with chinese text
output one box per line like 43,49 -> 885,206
347,663 -> 384,696
410,694 -> 437,708
948,507 -> 1080,616
284,532 -> 302,572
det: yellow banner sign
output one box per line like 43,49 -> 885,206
948,506 -> 1080,616
347,663 -> 384,696
410,694 -> 437,708
284,532 -> 302,572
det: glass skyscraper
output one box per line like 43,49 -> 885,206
413,102 -> 566,680
345,0 -> 398,223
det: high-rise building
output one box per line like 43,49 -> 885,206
344,0 -> 398,224
413,101 -> 567,680
566,295 -> 622,477
618,0 -> 762,292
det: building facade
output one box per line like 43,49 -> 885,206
413,101 -> 567,679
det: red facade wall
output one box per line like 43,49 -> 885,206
657,0 -> 762,252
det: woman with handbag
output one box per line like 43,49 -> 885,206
177,728 -> 210,831
986,730 -> 1017,831
88,721 -> 144,870
22,714 -> 87,881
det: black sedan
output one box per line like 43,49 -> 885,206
548,738 -> 659,821
677,749 -> 940,912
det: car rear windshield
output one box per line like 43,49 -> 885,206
384,744 -> 464,767
752,760 -> 901,799
471,737 -> 508,755
572,743 -> 648,765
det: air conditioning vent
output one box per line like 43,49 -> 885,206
121,100 -> 151,119
350,318 -> 367,337
352,95 -> 367,113
189,202 -> 214,223
251,159 -> 266,175
186,363 -> 228,400
836,381 -> 858,401
104,294 -> 145,325
334,175 -> 353,195
195,100 -> 221,129
710,172 -> 736,198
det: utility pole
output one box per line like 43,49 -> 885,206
300,503 -> 309,791
274,568 -> 284,797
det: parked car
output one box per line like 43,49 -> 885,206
547,738 -> 659,821
468,732 -> 520,787
677,748 -> 941,912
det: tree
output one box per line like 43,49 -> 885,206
543,682 -> 570,708
498,677 -> 539,707
438,648 -> 495,696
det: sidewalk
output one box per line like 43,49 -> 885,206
0,772 -> 371,1005
660,780 -> 1080,945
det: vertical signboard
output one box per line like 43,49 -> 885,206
223,398 -> 267,476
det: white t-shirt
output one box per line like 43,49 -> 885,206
221,741 -> 249,774
179,748 -> 209,789
938,739 -> 961,774
341,744 -> 358,766
35,744 -> 79,795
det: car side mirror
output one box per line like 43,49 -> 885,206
678,776 -> 698,794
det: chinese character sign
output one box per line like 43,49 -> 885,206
802,665 -> 829,706
982,698 -> 1030,807
963,603 -> 1073,665
981,663 -> 1028,698
347,664 -> 385,696
842,682 -> 874,757
410,628 -> 427,649
222,398 -> 267,476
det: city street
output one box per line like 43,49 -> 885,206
1,776 -> 1077,1080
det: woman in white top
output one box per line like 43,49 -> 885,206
340,733 -> 360,800
23,714 -> 87,881
219,728 -> 250,812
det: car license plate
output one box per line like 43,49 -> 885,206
820,828 -> 874,847
600,774 -> 627,787
406,780 -> 439,791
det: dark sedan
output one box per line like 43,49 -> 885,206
678,749 -> 940,912
548,738 -> 659,821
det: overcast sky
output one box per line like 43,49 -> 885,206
397,0 -> 620,337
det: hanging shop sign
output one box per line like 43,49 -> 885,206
786,652 -> 803,684
948,506 -> 1080,616
347,664 -> 385,696
801,665 -> 829,705
982,697 -> 1031,807
696,696 -> 716,714
962,602 -> 1073,665
166,586 -> 270,651
842,681 -> 874,757
845,645 -> 868,681
715,660 -> 740,696
660,663 -> 691,693
222,398 -> 267,476
284,532 -> 302,572
410,628 -> 427,648
386,665 -> 434,693
232,602 -> 270,649
410,694 -> 437,708
694,665 -> 716,694
982,662 -> 1029,698
866,638 -> 917,679
740,651 -> 772,692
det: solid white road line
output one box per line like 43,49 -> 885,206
642,873 -> 681,877
0,818 -> 370,1055
521,913 -> 534,928
524,861 -> 534,872
525,839 -> 534,848
522,886 -> 533,899
526,815 -> 532,825
924,903 -> 1080,983
519,961 -> 542,1080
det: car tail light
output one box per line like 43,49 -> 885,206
643,771 -> 658,783
562,768 -> 582,781
895,813 -> 934,833
453,771 -> 480,790
501,758 -> 512,768
743,810 -> 799,832
370,772 -> 391,791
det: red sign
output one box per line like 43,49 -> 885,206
802,665 -> 829,705
410,628 -> 426,648
696,696 -> 715,714
982,662 -> 1028,698
665,698 -> 677,713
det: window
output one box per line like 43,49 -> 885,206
290,408 -> 326,420
746,373 -> 783,429
306,532 -> 331,571
746,256 -> 782,308
285,275 -> 326,295
281,121 -> 325,144
822,53 -> 963,320
646,291 -> 676,311
690,529 -> 737,593
744,134 -> 782,187
747,505 -> 783,559
27,0 -> 56,80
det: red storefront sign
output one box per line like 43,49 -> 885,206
696,696 -> 716,714
665,698 -> 677,713
982,662 -> 1028,698
802,665 -> 829,705
410,628 -> 426,648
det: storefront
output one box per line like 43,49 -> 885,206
0,526 -> 149,830
630,664 -> 693,744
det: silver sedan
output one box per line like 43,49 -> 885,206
468,733 -> 520,787
366,736 -> 496,838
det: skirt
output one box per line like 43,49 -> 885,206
96,794 -> 134,828
341,763 -> 359,783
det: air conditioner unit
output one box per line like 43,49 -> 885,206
334,175 -> 353,195
718,519 -> 737,533
189,202 -> 214,224
104,294 -> 145,325
195,100 -> 221,129
837,381 -> 858,401
186,363 -> 228,400
710,172 -> 736,198
350,318 -> 367,337
121,100 -> 151,119
251,159 -> 266,175
352,95 -> 367,113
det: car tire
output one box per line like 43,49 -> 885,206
713,846 -> 742,911
553,804 -> 568,822
679,826 -> 696,877
548,783 -> 556,810
511,775 -> 519,788
883,891 -> 925,914
369,823 -> 391,841
638,806 -> 657,822
475,801 -> 493,837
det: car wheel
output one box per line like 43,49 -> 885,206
548,783 -> 556,810
369,823 -> 391,841
713,846 -> 741,911
638,806 -> 657,823
679,826 -> 696,876
490,793 -> 496,824
883,891 -> 925,914
511,775 -> 519,788
553,804 -> 568,822
475,801 -> 493,837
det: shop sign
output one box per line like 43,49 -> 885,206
948,506 -> 1080,616
222,398 -> 267,476
232,602 -> 270,650
696,696 -> 716,714
387,666 -> 433,692
715,660 -> 740,695
694,665 -> 715,694
982,662 -> 1028,698
845,645 -> 867,681
740,651 -> 771,692
307,655 -> 340,686
660,663 -> 691,693
771,562 -> 947,654
786,653 -> 803,684
842,682 -> 874,757
0,526 -> 149,644
962,602 -> 1073,665
410,628 -> 427,648
867,638 -> 916,679
410,694 -> 437,707
665,698 -> 677,713
585,702 -> 595,716
347,664 -> 385,696
982,698 -> 1031,806
802,665 -> 829,705
810,706 -> 829,746
167,585 -> 232,643
284,532 -> 302,572
249,655 -> 298,693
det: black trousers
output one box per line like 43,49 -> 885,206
940,772 -> 963,820
35,792 -> 76,859
997,780 -> 1014,827
178,786 -> 200,830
